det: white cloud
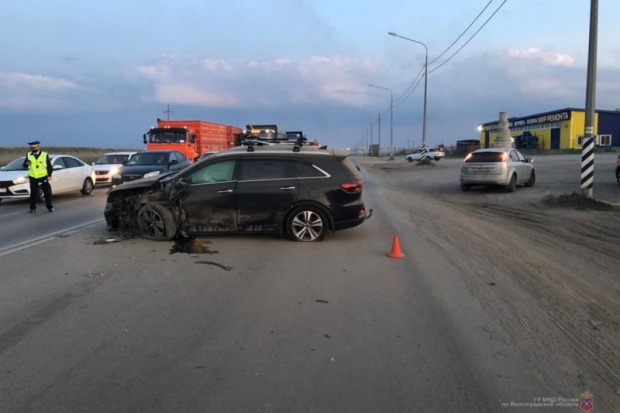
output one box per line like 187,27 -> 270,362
505,47 -> 575,66
136,54 -> 380,108
0,72 -> 80,110
0,72 -> 78,91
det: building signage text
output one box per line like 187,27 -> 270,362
481,111 -> 571,132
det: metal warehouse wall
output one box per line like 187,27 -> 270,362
597,111 -> 620,147
568,111 -> 599,149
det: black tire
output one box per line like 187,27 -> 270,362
524,169 -> 536,187
285,206 -> 328,242
434,157 -> 441,161
138,203 -> 177,241
406,157 -> 413,163
81,178 -> 94,195
506,174 -> 517,192
461,183 -> 471,192
36,187 -> 45,204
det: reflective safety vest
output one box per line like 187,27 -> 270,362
27,151 -> 49,179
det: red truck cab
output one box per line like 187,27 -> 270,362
144,119 -> 241,162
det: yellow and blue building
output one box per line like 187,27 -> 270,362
478,108 -> 620,150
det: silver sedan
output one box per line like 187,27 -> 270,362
460,148 -> 535,192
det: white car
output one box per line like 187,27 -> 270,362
405,147 -> 446,162
0,154 -> 96,203
92,152 -> 137,185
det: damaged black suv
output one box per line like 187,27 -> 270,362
104,145 -> 371,242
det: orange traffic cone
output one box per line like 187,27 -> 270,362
387,235 -> 405,258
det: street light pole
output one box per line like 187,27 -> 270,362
369,84 -> 394,159
364,104 -> 381,156
388,32 -> 428,148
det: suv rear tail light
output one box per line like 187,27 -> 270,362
341,180 -> 362,193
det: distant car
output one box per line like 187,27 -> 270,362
405,147 -> 445,162
616,155 -> 620,186
197,151 -> 219,161
460,148 -> 535,192
0,155 -> 96,203
92,151 -> 137,185
111,150 -> 191,186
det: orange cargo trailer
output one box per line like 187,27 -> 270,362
143,119 -> 242,162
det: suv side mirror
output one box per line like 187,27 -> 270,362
526,157 -> 533,163
122,160 -> 128,166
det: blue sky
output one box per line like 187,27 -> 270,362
1,0 -> 619,150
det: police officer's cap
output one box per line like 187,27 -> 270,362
28,141 -> 41,146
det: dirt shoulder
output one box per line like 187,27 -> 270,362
362,155 -> 620,410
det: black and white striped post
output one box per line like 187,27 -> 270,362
581,134 -> 595,197
581,0 -> 598,198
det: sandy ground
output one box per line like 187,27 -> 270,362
362,153 -> 620,411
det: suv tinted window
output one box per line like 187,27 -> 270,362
286,160 -> 326,178
187,160 -> 236,185
175,152 -> 187,162
465,152 -> 504,163
241,159 -> 286,180
339,156 -> 362,181
63,157 -> 81,168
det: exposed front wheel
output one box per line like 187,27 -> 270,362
524,170 -> 536,187
138,203 -> 177,241
286,207 -> 327,242
81,178 -> 94,195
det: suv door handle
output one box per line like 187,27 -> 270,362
280,186 -> 296,190
218,189 -> 234,193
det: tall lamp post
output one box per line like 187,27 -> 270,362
388,32 -> 428,148
369,84 -> 394,159
364,104 -> 381,156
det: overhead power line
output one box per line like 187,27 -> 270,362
428,0 -> 495,66
428,0 -> 508,75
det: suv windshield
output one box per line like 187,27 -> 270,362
465,152 -> 505,163
3,156 -> 27,171
127,153 -> 169,166
96,154 -> 131,165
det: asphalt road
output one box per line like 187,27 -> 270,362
0,162 -> 612,412
0,187 -> 108,253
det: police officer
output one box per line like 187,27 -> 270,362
23,141 -> 54,213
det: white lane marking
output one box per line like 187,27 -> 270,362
0,212 -> 25,219
0,218 -> 104,258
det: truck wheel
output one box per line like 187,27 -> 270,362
138,203 -> 177,241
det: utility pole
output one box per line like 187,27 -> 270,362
581,0 -> 598,198
369,85 -> 393,159
164,104 -> 174,121
364,104 -> 381,156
